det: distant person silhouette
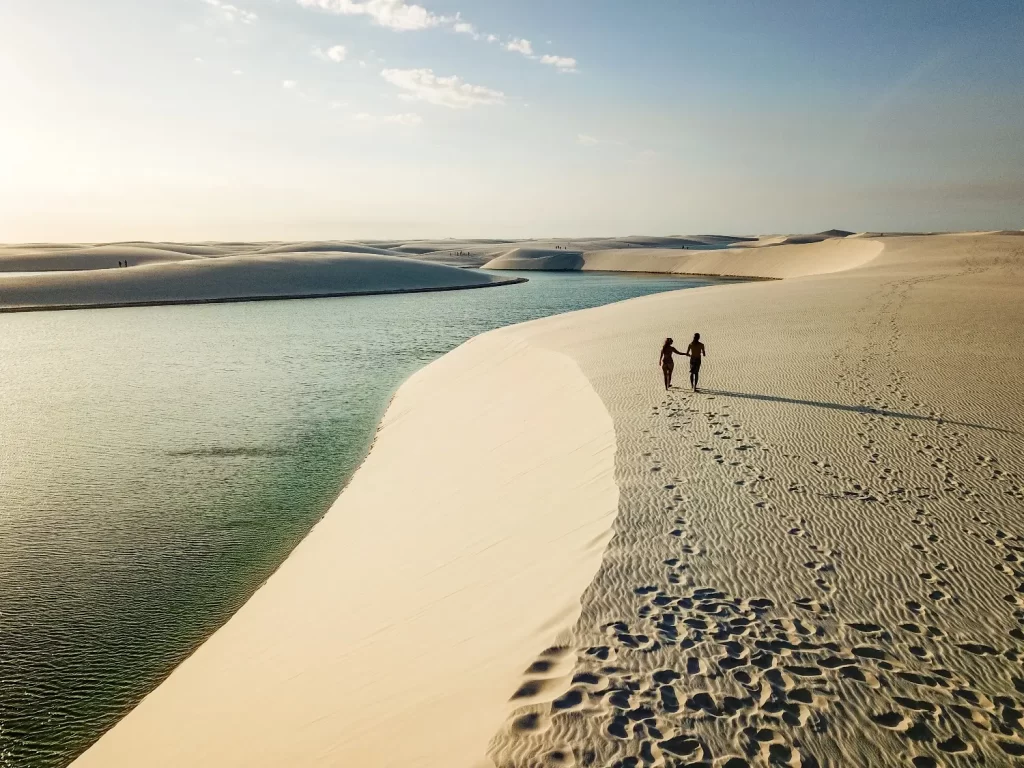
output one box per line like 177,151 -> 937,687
686,333 -> 707,392
658,337 -> 685,390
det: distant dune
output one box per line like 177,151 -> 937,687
482,247 -> 585,271
485,237 -> 884,279
0,252 -> 521,312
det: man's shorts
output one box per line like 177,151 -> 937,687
690,357 -> 702,375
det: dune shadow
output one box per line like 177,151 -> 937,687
701,389 -> 1019,436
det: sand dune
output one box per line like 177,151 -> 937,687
0,244 -> 210,272
0,252 -> 521,312
486,237 -> 884,279
71,232 -> 1024,767
484,233 -> 1024,767
482,247 -> 585,271
71,329 -> 619,768
253,241 -> 403,256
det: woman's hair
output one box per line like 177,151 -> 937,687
693,333 -> 700,341
664,337 -> 673,346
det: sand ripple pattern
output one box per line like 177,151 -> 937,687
487,235 -> 1024,767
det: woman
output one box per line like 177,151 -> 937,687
658,337 -> 686,390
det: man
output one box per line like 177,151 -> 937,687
686,333 -> 706,392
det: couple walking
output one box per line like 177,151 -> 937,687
659,333 -> 706,392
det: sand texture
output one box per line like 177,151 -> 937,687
483,233 -> 1024,767
0,251 -> 521,312
72,232 -> 1024,767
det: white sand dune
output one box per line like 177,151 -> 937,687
485,237 -> 883,279
73,232 -> 1024,768
408,236 -> 760,269
253,241 -> 403,256
482,247 -> 586,271
0,252 -> 520,312
0,244 -> 211,272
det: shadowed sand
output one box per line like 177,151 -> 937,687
72,233 -> 1024,767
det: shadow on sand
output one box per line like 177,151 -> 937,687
700,389 -> 1020,436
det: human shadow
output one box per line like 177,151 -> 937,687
700,389 -> 1020,436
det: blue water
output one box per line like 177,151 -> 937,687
0,271 -> 742,767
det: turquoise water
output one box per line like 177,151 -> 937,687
0,271 -> 740,767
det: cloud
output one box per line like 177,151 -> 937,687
506,38 -> 533,56
381,68 -> 504,109
314,44 -> 347,62
283,80 -> 297,89
296,0 -> 442,31
353,112 -> 423,125
541,54 -> 577,72
503,37 -> 579,72
232,69 -> 244,75
202,0 -> 258,24
293,0 -> 580,72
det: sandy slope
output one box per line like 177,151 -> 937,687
72,233 -> 1024,767
72,330 -> 618,768
0,253 -> 520,312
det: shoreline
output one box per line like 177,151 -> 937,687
72,325 -> 621,768
0,276 -> 528,314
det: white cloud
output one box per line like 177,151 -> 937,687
314,44 -> 347,62
194,57 -> 205,64
381,68 -> 504,109
358,60 -> 368,68
296,0 -> 442,31
506,38 -> 533,56
232,69 -> 244,75
202,0 -> 258,24
353,112 -> 423,125
283,80 -> 297,89
541,54 -> 577,72
293,0 -> 580,72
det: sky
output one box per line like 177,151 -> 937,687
1,0 -> 1022,241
